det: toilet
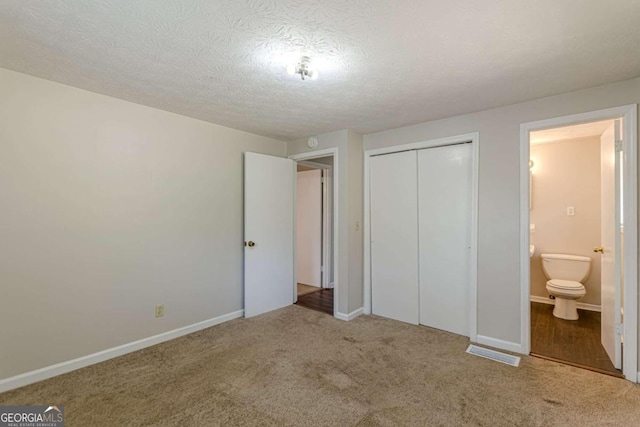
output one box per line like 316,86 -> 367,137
540,253 -> 591,320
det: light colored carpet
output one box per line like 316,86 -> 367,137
2,306 -> 640,426
297,283 -> 321,296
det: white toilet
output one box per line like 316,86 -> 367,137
540,253 -> 591,320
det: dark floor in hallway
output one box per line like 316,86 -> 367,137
530,302 -> 622,377
296,288 -> 333,315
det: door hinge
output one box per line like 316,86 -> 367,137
616,323 -> 623,335
320,265 -> 324,273
615,140 -> 623,152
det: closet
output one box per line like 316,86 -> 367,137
370,142 -> 472,336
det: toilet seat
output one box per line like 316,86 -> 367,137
547,279 -> 584,290
546,280 -> 586,297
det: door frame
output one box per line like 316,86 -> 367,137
296,159 -> 333,289
289,148 -> 339,317
519,104 -> 638,382
363,133 -> 480,342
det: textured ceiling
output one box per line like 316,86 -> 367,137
1,1 -> 640,140
531,120 -> 614,144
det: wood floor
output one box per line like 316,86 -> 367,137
297,283 -> 320,297
530,302 -> 622,377
296,288 -> 333,315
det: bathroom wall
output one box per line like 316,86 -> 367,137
530,136 -> 602,306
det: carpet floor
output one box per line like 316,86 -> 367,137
2,306 -> 640,426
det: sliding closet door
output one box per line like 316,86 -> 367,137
370,151 -> 419,324
418,143 -> 472,336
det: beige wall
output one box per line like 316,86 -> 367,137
530,137 -> 602,305
287,130 -> 364,315
0,68 -> 286,380
364,77 -> 640,354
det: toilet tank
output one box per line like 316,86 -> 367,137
540,253 -> 591,282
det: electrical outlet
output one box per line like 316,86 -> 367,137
155,305 -> 165,318
567,206 -> 575,216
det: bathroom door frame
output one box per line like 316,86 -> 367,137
519,104 -> 638,382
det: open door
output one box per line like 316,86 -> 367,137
244,152 -> 295,318
600,120 -> 622,369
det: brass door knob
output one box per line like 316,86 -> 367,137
593,246 -> 604,253
247,241 -> 256,247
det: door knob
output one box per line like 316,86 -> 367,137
593,246 -> 604,253
247,241 -> 256,247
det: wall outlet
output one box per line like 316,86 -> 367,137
567,206 -> 575,216
155,305 -> 165,318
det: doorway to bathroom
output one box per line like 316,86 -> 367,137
294,158 -> 334,316
520,105 -> 638,381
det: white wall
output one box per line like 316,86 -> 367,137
530,137 -> 602,305
0,68 -> 285,380
287,130 -> 364,315
364,77 -> 640,355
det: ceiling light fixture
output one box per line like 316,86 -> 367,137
286,56 -> 318,81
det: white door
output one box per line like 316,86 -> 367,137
296,169 -> 322,287
370,151 -> 419,325
600,121 -> 622,369
244,152 -> 295,318
418,143 -> 472,336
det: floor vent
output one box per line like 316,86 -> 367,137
466,344 -> 521,367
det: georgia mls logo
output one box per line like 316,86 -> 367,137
0,405 -> 64,427
44,406 -> 62,416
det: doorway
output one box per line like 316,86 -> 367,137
528,119 -> 621,376
520,105 -> 638,382
243,148 -> 339,320
295,159 -> 334,315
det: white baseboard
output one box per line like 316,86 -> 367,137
475,335 -> 524,355
0,309 -> 244,393
335,307 -> 363,321
530,295 -> 601,312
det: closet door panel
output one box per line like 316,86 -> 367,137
370,151 -> 419,325
418,144 -> 472,336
